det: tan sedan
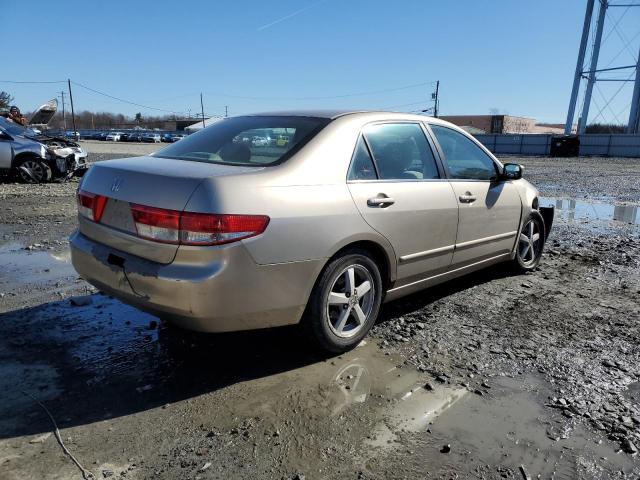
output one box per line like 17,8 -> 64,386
71,111 -> 553,352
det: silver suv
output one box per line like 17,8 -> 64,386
0,117 -> 88,183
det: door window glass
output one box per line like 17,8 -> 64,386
347,136 -> 377,180
430,125 -> 498,180
363,123 -> 440,180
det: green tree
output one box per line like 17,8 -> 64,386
0,91 -> 14,110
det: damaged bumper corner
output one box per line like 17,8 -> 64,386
539,206 -> 554,241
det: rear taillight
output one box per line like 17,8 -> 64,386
131,204 -> 181,244
180,212 -> 270,245
77,190 -> 107,222
130,203 -> 269,246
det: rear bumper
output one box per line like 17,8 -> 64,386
70,230 -> 323,332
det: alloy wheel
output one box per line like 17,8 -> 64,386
19,160 -> 46,183
326,264 -> 375,338
518,219 -> 541,267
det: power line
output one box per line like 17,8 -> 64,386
0,80 -> 66,84
3,77 -> 440,118
71,80 -> 188,115
203,80 -> 438,101
378,100 -> 428,110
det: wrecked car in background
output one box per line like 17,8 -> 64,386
0,99 -> 88,183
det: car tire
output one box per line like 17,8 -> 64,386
74,167 -> 89,178
303,249 -> 383,353
511,210 -> 546,272
16,158 -> 52,184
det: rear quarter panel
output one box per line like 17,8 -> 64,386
184,178 -> 395,267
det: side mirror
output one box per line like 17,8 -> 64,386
501,163 -> 523,180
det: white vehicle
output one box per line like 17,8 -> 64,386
142,133 -> 161,143
251,136 -> 271,146
106,132 -> 122,142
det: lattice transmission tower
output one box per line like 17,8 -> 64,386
565,0 -> 640,134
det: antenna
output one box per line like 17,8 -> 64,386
200,93 -> 206,129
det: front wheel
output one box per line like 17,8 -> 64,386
16,158 -> 52,184
303,250 -> 382,352
512,211 -> 546,272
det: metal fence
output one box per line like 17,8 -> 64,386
474,134 -> 640,157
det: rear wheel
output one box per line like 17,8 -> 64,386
16,158 -> 52,184
512,211 -> 545,271
304,250 -> 382,352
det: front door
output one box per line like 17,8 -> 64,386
428,124 -> 521,267
0,133 -> 12,170
347,123 -> 459,286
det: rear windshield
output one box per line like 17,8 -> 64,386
153,116 -> 330,166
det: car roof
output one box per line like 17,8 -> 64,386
244,109 -> 447,123
247,109 -> 372,119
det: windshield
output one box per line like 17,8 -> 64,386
153,116 -> 330,166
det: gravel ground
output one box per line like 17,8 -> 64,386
0,150 -> 639,479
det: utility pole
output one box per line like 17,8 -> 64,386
433,80 -> 440,118
59,90 -> 66,130
565,0 -> 595,134
577,0 -> 608,134
565,0 -> 640,134
628,41 -> 640,134
200,93 -> 206,129
67,79 -> 77,136
225,105 -> 228,118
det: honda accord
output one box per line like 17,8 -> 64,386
70,111 -> 553,352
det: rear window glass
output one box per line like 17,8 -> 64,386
153,116 -> 330,166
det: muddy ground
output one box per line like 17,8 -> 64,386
0,149 -> 639,479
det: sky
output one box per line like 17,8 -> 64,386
2,0 -> 639,124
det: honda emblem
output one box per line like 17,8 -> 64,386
111,177 -> 123,192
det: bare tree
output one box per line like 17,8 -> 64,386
0,91 -> 14,110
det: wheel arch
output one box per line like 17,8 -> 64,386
12,151 -> 45,169
324,237 -> 396,291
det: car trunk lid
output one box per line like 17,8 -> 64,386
78,155 -> 259,264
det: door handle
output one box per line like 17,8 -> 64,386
459,192 -> 476,203
367,196 -> 395,207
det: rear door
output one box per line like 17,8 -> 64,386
428,124 -> 521,267
347,122 -> 459,286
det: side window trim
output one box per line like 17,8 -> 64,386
425,123 -> 500,182
346,133 -> 379,182
419,122 -> 447,180
360,133 -> 380,179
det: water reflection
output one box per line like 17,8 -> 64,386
326,343 -> 467,446
0,243 -> 76,291
542,197 -> 639,225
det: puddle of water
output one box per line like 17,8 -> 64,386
381,374 -> 639,478
230,341 -> 468,449
541,197 -> 639,225
0,242 -> 75,288
229,344 -> 637,477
